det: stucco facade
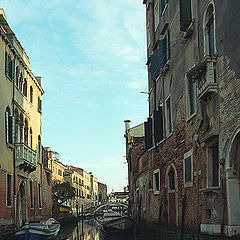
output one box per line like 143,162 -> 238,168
0,9 -> 51,229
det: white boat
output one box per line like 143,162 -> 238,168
15,218 -> 60,240
96,212 -> 135,236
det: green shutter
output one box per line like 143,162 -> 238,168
12,58 -> 15,81
180,0 -> 192,31
5,52 -> 9,76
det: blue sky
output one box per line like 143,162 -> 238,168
2,0 -> 148,192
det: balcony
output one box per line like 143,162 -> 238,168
197,56 -> 218,100
15,143 -> 37,173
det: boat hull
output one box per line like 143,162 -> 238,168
15,219 -> 60,240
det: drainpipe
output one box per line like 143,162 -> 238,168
12,55 -> 17,228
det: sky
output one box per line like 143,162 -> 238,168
1,0 -> 148,192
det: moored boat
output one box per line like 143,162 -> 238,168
15,218 -> 60,240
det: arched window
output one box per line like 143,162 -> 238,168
19,113 -> 23,143
168,168 -> 175,190
30,128 -> 33,148
24,119 -> 28,145
30,86 -> 33,103
14,108 -> 19,143
23,78 -> 27,97
204,3 -> 216,56
19,73 -> 23,92
16,66 -> 19,88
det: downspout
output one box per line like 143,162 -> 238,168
12,55 -> 17,228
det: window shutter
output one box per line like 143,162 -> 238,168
12,58 -> 15,81
9,116 -> 15,144
5,111 -> 9,144
159,39 -> 166,69
154,110 -> 159,143
180,0 -> 192,31
5,52 -> 9,76
144,121 -> 149,149
148,117 -> 153,149
150,46 -> 160,81
166,30 -> 170,60
158,106 -> 164,141
160,0 -> 165,14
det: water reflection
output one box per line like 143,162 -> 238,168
58,219 -> 100,240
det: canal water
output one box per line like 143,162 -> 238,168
58,219 -> 156,240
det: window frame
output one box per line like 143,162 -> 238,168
30,181 -> 34,209
186,74 -> 197,120
183,149 -> 193,188
38,183 -> 42,209
154,0 -> 160,31
165,96 -> 173,137
153,169 -> 160,194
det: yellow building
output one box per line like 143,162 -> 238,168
0,9 -> 51,229
46,149 -> 66,183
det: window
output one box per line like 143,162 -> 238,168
7,174 -> 12,207
5,52 -> 15,80
153,169 -> 160,194
144,117 -> 153,150
30,86 -> 33,103
16,66 -> 19,87
30,128 -> 33,148
38,184 -> 42,208
160,0 -> 167,15
184,149 -> 193,187
23,78 -> 27,97
38,97 -> 42,114
165,96 -> 172,136
19,114 -> 23,143
168,169 -> 175,190
154,0 -> 159,30
24,119 -> 28,145
161,28 -> 170,67
146,14 -> 151,47
208,142 -> 219,187
5,107 -> 14,144
30,181 -> 34,208
53,166 -> 55,172
180,0 -> 192,31
186,77 -> 197,118
19,73 -> 23,91
154,105 -> 164,143
204,4 -> 216,56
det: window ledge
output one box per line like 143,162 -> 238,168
199,186 -> 220,193
154,190 -> 160,195
156,138 -> 165,146
6,205 -> 12,208
161,3 -> 168,17
184,181 -> 193,188
6,75 -> 13,82
166,132 -> 173,139
186,112 -> 197,122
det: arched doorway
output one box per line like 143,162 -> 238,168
166,164 -> 178,226
17,182 -> 27,227
226,128 -> 240,229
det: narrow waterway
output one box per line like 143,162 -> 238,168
58,219 -> 157,240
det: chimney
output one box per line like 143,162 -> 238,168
124,120 -> 131,132
35,76 -> 42,86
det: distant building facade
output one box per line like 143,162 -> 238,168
98,182 -> 107,204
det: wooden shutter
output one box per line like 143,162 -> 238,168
5,52 -> 9,76
180,0 -> 192,31
9,116 -> 15,144
5,111 -> 9,144
12,58 -> 15,81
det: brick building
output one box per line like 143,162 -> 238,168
0,9 -> 51,229
125,0 -> 240,237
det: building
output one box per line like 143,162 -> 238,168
0,9 -> 51,229
98,182 -> 107,204
46,148 -> 66,183
90,173 -> 98,206
126,0 -> 240,237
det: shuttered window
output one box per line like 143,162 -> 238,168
154,106 -> 164,143
144,117 -> 153,150
180,0 -> 192,31
38,184 -> 42,208
30,181 -> 34,208
185,156 -> 192,182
